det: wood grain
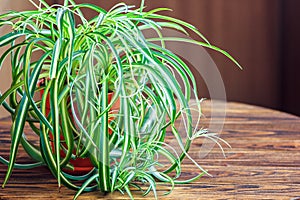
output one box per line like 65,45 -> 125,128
0,101 -> 300,199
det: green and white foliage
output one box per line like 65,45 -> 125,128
0,0 -> 239,199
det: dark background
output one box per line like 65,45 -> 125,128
51,0 -> 300,116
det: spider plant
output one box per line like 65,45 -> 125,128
0,0 -> 240,199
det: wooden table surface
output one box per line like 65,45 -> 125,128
0,101 -> 300,199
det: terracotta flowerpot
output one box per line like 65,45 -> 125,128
38,80 -> 119,175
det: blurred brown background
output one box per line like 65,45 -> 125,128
1,0 -> 299,116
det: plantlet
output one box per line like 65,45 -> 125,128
0,0 -> 240,199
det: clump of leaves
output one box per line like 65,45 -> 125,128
0,0 -> 240,199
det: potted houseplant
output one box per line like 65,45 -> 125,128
0,0 -> 240,199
